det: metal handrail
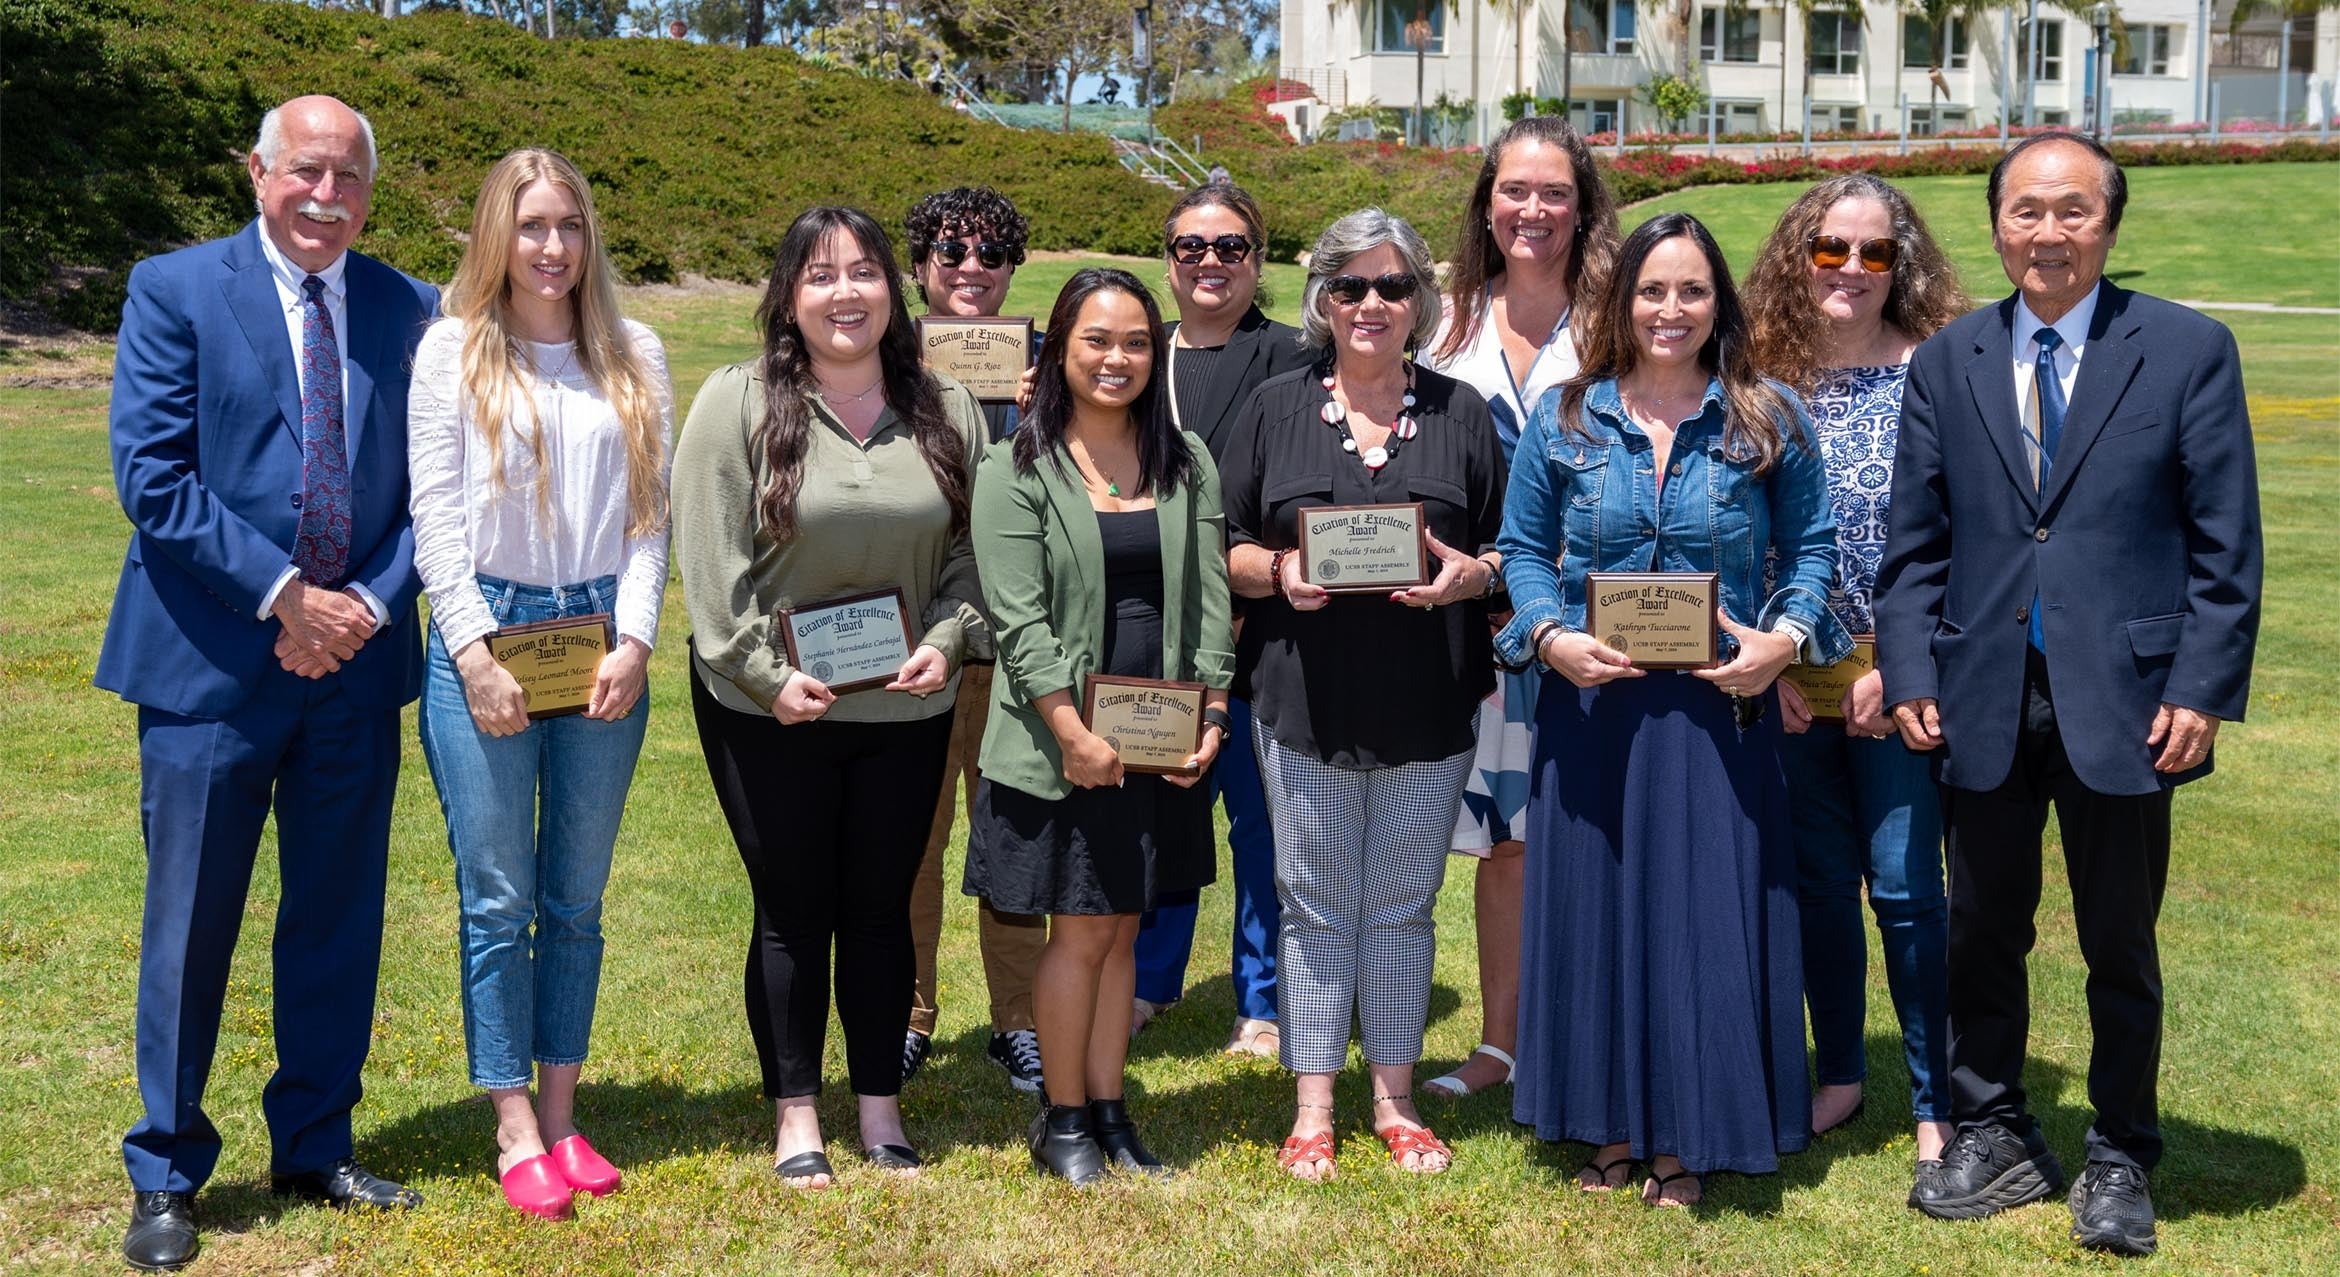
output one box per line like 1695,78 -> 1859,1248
1150,132 -> 1209,184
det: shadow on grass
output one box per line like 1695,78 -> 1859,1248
1502,1040 -> 2309,1221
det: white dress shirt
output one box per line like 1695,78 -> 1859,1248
2010,287 -> 2099,483
252,229 -> 391,624
406,317 -> 675,656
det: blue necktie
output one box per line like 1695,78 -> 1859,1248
2028,326 -> 2064,652
292,275 -> 352,587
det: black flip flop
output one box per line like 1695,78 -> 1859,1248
864,1144 -> 922,1172
1641,1167 -> 1704,1208
1576,1153 -> 1637,1191
774,1150 -> 835,1185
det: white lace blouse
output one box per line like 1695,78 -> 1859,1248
407,317 -> 675,655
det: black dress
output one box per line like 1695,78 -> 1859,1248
964,508 -> 1216,916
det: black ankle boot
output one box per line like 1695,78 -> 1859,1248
1089,1098 -> 1169,1176
1028,1104 -> 1108,1186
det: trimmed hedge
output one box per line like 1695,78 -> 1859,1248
4,0 -> 1174,329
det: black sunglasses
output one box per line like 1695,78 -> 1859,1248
1807,234 -> 1900,273
931,239 -> 1016,270
1323,272 -> 1421,305
1169,233 -> 1257,265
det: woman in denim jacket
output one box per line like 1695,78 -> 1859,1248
1496,213 -> 1849,1208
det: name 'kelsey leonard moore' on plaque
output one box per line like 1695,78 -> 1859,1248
1299,502 -> 1430,593
778,588 -> 916,694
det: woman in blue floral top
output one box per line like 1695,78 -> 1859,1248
1744,174 -> 1971,1196
1497,213 -> 1848,1208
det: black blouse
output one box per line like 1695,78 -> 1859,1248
1220,362 -> 1506,767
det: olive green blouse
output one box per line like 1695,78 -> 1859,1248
673,361 -> 989,722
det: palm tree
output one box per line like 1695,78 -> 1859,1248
1906,0 -> 1995,112
1343,0 -> 1462,144
1787,0 -> 1868,135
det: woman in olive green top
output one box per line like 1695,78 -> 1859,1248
966,268 -> 1235,1186
673,206 -> 986,1191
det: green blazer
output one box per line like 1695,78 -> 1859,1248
972,431 -> 1236,801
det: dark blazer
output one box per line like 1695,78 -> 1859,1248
1166,306 -> 1310,461
1874,281 -> 2261,796
96,221 -> 439,718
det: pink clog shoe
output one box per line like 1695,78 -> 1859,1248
499,1153 -> 574,1220
549,1135 -> 622,1197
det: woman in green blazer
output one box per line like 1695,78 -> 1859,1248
966,268 -> 1236,1186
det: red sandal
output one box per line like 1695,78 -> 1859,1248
1276,1131 -> 1337,1179
1374,1123 -> 1452,1174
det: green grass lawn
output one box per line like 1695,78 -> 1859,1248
2,169 -> 2335,1274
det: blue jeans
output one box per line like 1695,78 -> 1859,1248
1132,697 -> 1280,1020
418,574 -> 647,1090
1781,724 -> 1950,1122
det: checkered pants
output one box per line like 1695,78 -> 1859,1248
1255,731 -> 1474,1074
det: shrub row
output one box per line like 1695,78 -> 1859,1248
8,3 -> 2334,333
5,0 -> 1175,330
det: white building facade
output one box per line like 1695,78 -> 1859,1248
1273,1 -> 2339,144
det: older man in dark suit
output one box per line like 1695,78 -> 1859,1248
98,95 -> 437,1271
1876,132 -> 2261,1257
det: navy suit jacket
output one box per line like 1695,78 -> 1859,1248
1874,281 -> 2261,797
96,222 -> 439,718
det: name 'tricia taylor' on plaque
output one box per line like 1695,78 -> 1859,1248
1583,571 -> 1720,669
1298,502 -> 1430,594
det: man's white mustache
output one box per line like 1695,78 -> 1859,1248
297,199 -> 355,223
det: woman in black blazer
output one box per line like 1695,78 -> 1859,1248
1129,183 -> 1314,1057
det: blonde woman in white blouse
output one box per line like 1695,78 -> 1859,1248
408,149 -> 673,1222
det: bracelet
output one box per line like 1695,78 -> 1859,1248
1268,548 -> 1292,597
1477,556 -> 1504,599
1201,706 -> 1234,739
1529,620 -> 1562,663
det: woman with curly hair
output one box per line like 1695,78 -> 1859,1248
1421,114 -> 1619,1101
1743,173 -> 1971,1196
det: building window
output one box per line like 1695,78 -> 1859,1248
1700,7 -> 1762,64
2116,24 -> 2174,76
1573,97 -> 1628,135
2018,20 -> 2065,83
1909,105 -> 1971,135
1807,103 -> 1863,133
1567,0 -> 1637,55
1903,15 -> 1968,70
1701,99 -> 1766,134
1809,12 -> 1861,76
1372,0 -> 1446,56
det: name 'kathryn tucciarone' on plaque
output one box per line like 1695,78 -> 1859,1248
1583,571 -> 1720,670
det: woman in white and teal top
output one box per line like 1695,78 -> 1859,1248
1744,173 -> 1972,1196
1420,117 -> 1619,1099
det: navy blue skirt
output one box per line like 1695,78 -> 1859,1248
1512,669 -> 1810,1174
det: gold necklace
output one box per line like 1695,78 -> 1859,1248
817,375 -> 884,403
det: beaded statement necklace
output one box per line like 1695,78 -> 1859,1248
1319,367 -> 1420,472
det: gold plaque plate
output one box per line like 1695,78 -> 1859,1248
1583,572 -> 1720,670
489,612 -> 614,720
1082,675 -> 1207,775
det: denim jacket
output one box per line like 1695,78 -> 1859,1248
1494,376 -> 1852,669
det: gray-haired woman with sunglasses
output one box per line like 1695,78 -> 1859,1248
1218,207 -> 1508,1182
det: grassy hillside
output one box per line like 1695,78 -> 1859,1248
2,0 -> 1175,326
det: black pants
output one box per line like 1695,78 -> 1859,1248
1942,649 -> 2172,1170
691,661 -> 954,1099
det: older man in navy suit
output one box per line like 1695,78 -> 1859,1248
1876,132 -> 2261,1257
98,95 -> 437,1271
